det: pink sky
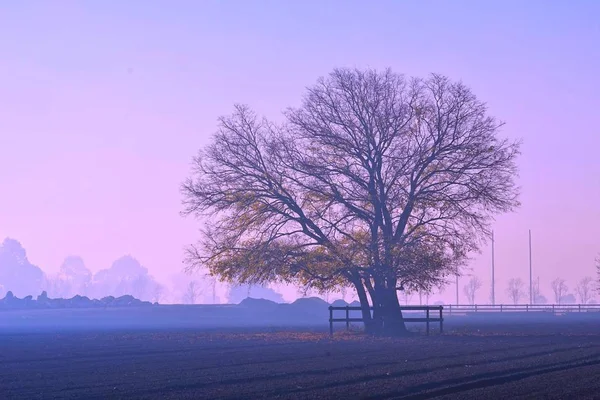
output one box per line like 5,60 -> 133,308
1,1 -> 599,304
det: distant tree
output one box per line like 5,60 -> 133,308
151,283 -> 166,303
463,276 -> 483,305
90,255 -> 160,301
205,275 -> 217,304
400,290 -> 413,305
0,238 -> 46,297
506,278 -> 525,304
575,277 -> 593,304
44,274 -> 71,299
424,288 -> 433,305
551,278 -> 568,304
532,276 -> 545,304
596,255 -> 600,292
130,274 -> 153,300
560,293 -> 576,304
57,256 -> 92,297
183,280 -> 201,304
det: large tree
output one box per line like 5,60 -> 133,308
182,68 -> 520,335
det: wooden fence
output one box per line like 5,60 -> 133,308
328,305 -> 444,336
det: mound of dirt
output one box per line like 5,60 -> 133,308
238,297 -> 281,311
330,299 -> 348,307
289,297 -> 331,318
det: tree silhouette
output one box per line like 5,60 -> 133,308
183,280 -> 201,304
596,255 -> 600,293
182,68 -> 520,334
0,238 -> 46,297
575,277 -> 593,304
551,278 -> 568,304
151,283 -> 166,303
506,278 -> 525,305
463,276 -> 483,305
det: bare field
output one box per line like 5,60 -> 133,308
2,318 -> 600,399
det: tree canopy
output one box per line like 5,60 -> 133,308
182,68 -> 520,333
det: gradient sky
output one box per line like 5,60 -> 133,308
1,0 -> 599,304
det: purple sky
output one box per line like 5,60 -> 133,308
1,1 -> 599,304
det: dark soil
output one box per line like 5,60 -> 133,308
1,320 -> 600,399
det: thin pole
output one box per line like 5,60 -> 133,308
529,229 -> 533,304
491,230 -> 495,306
456,274 -> 459,305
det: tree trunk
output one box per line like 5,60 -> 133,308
352,275 -> 409,336
379,286 -> 408,336
352,278 -> 378,333
362,277 -> 384,333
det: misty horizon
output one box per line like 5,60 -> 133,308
0,235 -> 595,306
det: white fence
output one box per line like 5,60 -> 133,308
444,304 -> 600,314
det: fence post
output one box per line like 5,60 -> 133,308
475,304 -> 477,312
345,306 -> 350,330
579,304 -> 581,312
500,304 -> 503,312
526,304 -> 529,312
329,306 -> 333,337
426,308 -> 430,336
552,304 -> 555,314
439,307 -> 444,334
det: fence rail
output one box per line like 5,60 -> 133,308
328,305 -> 444,336
444,304 -> 600,314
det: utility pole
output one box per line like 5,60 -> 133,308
529,229 -> 533,304
491,230 -> 495,305
456,274 -> 459,305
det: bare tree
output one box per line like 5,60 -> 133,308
463,276 -> 483,305
575,277 -> 593,304
596,255 -> 600,293
506,278 -> 525,305
201,271 -> 219,304
151,283 -> 166,303
183,280 -> 201,304
182,68 -> 520,335
551,278 -> 568,304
